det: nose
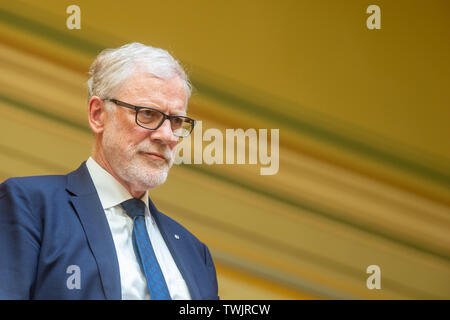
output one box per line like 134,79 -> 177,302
150,119 -> 178,146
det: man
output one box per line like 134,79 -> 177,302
0,42 -> 219,300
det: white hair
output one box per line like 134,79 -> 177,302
87,42 -> 192,106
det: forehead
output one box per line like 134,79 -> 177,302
118,72 -> 187,111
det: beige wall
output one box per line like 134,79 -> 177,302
0,0 -> 449,299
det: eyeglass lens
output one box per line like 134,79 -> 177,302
137,108 -> 192,137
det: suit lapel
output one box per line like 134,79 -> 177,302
66,162 -> 202,299
149,200 -> 202,300
66,162 -> 121,300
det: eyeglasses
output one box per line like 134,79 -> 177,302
103,98 -> 196,137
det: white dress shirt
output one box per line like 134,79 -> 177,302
86,157 -> 191,300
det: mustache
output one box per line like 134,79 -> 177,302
136,144 -> 174,162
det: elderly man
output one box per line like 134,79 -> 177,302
0,43 -> 219,300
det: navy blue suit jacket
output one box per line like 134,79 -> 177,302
0,162 -> 219,300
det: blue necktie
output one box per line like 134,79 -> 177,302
121,198 -> 172,300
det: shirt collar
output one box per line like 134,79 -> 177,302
85,157 -> 149,210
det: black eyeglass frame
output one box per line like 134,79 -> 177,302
103,98 -> 196,137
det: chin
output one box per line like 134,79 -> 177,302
112,154 -> 172,192
144,172 -> 168,189
130,166 -> 169,191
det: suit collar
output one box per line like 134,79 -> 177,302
85,157 -> 149,210
66,161 -> 98,196
148,200 -> 202,300
66,162 -> 122,300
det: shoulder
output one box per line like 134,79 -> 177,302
0,175 -> 69,211
0,175 -> 68,240
1,174 -> 67,196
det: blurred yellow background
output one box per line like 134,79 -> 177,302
0,0 -> 449,299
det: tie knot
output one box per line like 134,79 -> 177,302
121,198 -> 146,219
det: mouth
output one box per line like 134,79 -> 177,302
143,152 -> 167,162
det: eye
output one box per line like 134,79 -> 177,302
140,109 -> 157,118
142,109 -> 153,117
171,117 -> 184,127
137,108 -> 162,125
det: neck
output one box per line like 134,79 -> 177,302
91,144 -> 146,199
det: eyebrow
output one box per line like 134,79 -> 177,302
132,100 -> 187,117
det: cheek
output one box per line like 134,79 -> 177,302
115,116 -> 147,147
133,128 -> 152,146
105,126 -> 135,157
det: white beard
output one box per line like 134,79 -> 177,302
102,119 -> 174,191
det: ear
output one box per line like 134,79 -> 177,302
88,96 -> 107,134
